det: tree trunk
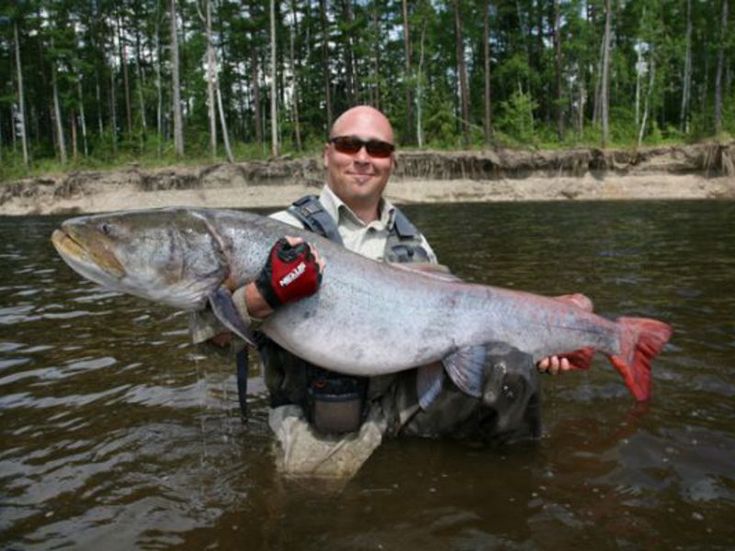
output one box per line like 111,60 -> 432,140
155,1 -> 163,155
483,0 -> 493,145
270,0 -> 279,157
680,0 -> 692,133
370,3 -> 381,108
216,85 -> 234,163
454,0 -> 470,145
70,110 -> 78,161
341,0 -> 357,104
553,0 -> 563,140
714,0 -> 729,135
635,44 -> 642,127
96,77 -> 104,136
577,74 -> 586,136
200,0 -> 218,158
134,23 -> 148,134
319,0 -> 333,130
290,0 -> 302,150
117,11 -> 133,135
203,0 -> 233,162
110,57 -> 118,154
77,78 -> 89,157
171,0 -> 184,157
51,50 -> 68,163
416,20 -> 426,147
251,46 -> 263,146
402,0 -> 414,143
638,55 -> 655,146
599,0 -> 612,147
13,21 -> 29,167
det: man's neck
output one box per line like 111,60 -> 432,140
325,186 -> 382,224
350,202 -> 380,224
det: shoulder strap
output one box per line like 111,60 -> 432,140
391,208 -> 420,239
385,207 -> 431,263
288,195 -> 344,245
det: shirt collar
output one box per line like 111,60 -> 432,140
319,185 -> 396,229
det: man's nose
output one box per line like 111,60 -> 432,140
354,145 -> 370,162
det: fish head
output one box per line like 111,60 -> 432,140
51,208 -> 228,310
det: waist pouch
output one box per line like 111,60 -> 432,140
307,367 -> 367,434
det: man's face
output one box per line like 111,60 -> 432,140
323,109 -> 395,213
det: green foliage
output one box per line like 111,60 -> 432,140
0,0 -> 733,183
497,89 -> 538,146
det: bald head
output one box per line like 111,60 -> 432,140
323,105 -> 396,223
329,105 -> 394,145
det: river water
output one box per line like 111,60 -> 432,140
1,200 -> 734,549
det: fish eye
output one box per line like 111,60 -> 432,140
99,223 -> 113,236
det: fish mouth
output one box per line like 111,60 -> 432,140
51,228 -> 126,279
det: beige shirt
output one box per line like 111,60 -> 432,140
271,185 -> 437,263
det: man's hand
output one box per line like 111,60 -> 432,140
255,236 -> 324,309
537,356 -> 571,375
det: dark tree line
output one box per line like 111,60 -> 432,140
0,0 -> 733,172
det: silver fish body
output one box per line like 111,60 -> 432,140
52,207 -> 672,401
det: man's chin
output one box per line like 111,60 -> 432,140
350,175 -> 375,186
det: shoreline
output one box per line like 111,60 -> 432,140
1,145 -> 733,216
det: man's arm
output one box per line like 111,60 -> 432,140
232,235 -> 325,322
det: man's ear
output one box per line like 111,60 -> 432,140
323,144 -> 329,169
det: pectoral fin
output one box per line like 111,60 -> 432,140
442,345 -> 489,398
416,362 -> 445,410
208,287 -> 256,346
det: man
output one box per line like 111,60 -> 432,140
197,105 -> 570,477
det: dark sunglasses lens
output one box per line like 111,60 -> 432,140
332,138 -> 363,154
365,141 -> 394,158
332,137 -> 394,157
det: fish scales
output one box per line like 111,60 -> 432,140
51,207 -> 672,401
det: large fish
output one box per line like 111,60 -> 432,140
51,207 -> 672,403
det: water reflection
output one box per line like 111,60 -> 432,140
1,201 -> 734,548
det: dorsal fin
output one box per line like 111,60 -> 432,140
553,293 -> 594,312
389,262 -> 463,283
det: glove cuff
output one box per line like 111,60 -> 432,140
255,272 -> 282,309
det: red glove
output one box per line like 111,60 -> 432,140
255,238 -> 322,308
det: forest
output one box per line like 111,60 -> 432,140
0,0 -> 733,181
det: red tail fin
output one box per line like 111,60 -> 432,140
609,317 -> 673,401
552,294 -> 596,371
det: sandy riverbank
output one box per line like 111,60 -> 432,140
1,144 -> 733,216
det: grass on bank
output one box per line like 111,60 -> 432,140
1,110 -> 733,184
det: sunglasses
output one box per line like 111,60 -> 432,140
329,136 -> 395,158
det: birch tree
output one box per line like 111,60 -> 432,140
154,0 -> 164,155
483,0 -> 493,144
319,0 -> 332,129
680,0 -> 692,132
553,0 -> 563,140
49,34 -> 68,163
289,0 -> 302,150
170,0 -> 184,157
599,0 -> 612,147
416,14 -> 427,147
199,0 -> 218,158
714,0 -> 729,135
13,17 -> 29,166
454,0 -> 470,145
270,0 -> 278,157
402,0 -> 414,144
